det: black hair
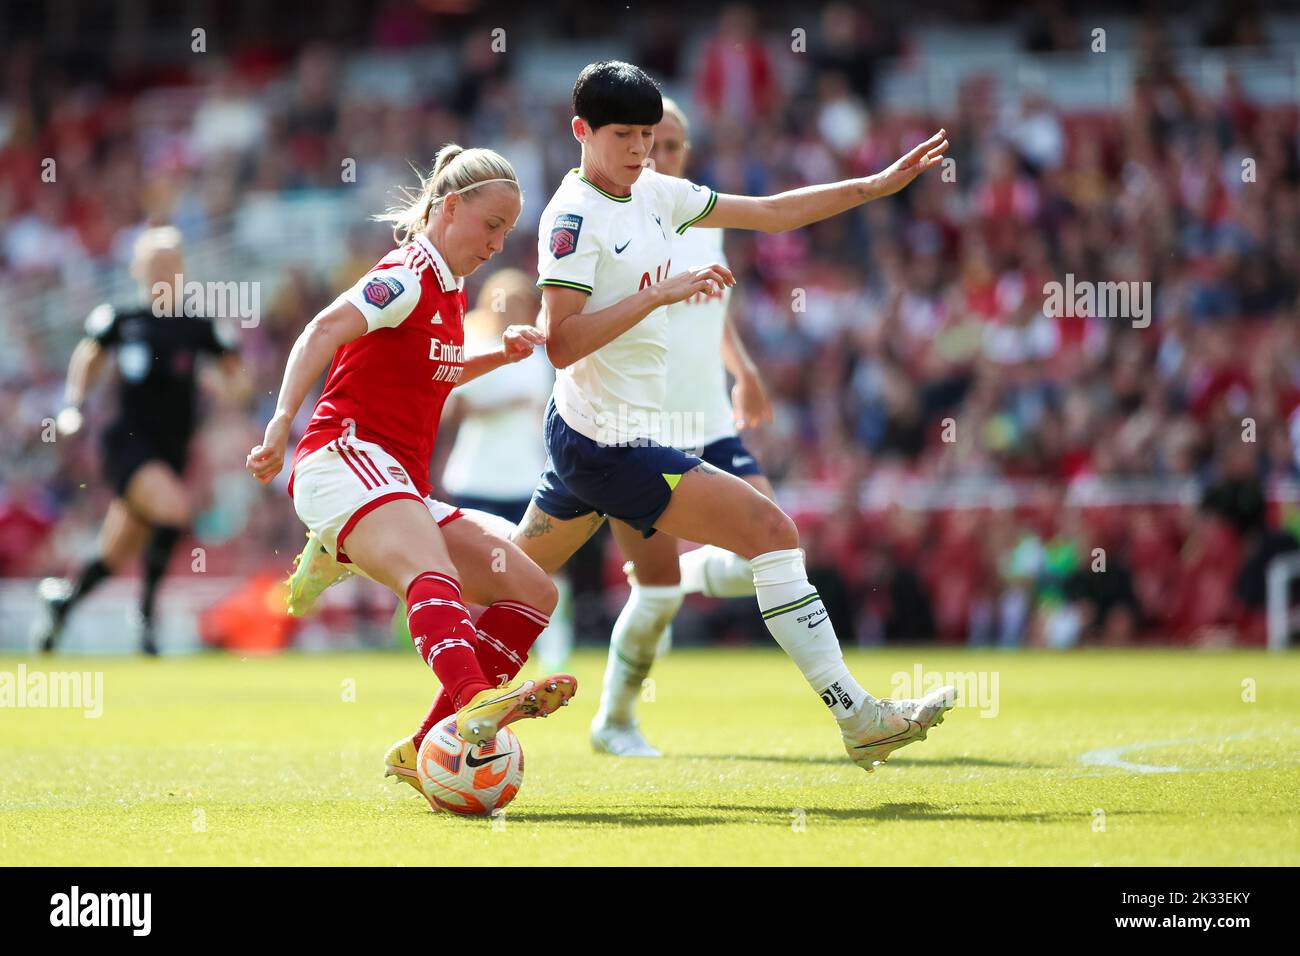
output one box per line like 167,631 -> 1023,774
572,60 -> 663,130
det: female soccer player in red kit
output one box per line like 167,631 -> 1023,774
245,146 -> 576,798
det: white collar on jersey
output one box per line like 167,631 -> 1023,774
413,233 -> 465,293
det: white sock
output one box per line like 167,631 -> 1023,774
597,584 -> 683,725
680,545 -> 755,597
751,548 -> 874,723
655,621 -> 673,657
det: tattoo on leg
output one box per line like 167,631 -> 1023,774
520,508 -> 554,539
585,512 -> 607,540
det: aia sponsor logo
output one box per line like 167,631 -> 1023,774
638,259 -> 672,291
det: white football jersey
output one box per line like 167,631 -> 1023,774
661,225 -> 734,448
536,167 -> 717,445
441,347 -> 553,501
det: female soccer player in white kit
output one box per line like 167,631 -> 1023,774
515,62 -> 956,773
590,99 -> 780,756
246,146 -> 577,805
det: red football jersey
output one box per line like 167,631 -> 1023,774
289,233 -> 467,498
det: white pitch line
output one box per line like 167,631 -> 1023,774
1078,729 -> 1300,774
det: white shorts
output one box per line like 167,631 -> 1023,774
291,436 -> 461,565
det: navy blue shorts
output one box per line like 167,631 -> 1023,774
532,399 -> 703,538
683,434 -> 764,478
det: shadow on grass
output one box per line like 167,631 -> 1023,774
503,801 -> 1150,827
679,753 -> 1044,770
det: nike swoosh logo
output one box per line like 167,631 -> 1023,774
467,689 -> 517,711
732,456 -> 754,467
807,616 -> 828,628
614,240 -> 631,254
465,751 -> 515,768
853,719 -> 922,750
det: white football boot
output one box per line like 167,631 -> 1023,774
840,685 -> 956,772
591,717 -> 662,757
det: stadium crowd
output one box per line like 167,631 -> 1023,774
2,2 -> 1298,646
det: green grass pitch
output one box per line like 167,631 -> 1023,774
2,648 -> 1297,865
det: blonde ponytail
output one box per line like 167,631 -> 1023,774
375,144 -> 521,245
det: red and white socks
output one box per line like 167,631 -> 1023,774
412,598 -> 551,748
406,572 -> 491,716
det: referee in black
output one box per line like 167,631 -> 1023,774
37,226 -> 245,654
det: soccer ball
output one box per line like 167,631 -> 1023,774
416,718 -> 523,815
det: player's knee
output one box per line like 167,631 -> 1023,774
161,500 -> 191,529
633,556 -> 681,587
522,571 -> 559,615
150,488 -> 190,528
387,551 -> 459,598
753,503 -> 799,553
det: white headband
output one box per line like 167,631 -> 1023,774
434,180 -> 520,208
452,177 -> 518,195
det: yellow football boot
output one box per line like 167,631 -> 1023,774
456,675 -> 578,745
286,531 -> 351,617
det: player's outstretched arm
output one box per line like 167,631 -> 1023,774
696,129 -> 948,234
245,301 -> 366,484
720,312 -> 772,430
543,265 -> 735,369
55,337 -> 108,436
457,324 -> 547,386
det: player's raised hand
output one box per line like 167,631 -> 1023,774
55,406 -> 83,437
502,324 -> 546,363
870,129 -> 949,199
658,264 -> 736,307
246,414 -> 291,484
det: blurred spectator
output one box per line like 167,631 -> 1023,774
4,2 -> 1298,647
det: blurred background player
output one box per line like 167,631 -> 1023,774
35,227 -> 244,655
10,2 -> 1296,658
439,269 -> 575,668
592,98 -> 777,755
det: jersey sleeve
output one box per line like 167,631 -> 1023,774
666,176 -> 718,235
84,304 -> 119,345
537,210 -> 599,296
338,265 -> 422,332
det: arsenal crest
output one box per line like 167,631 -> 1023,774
549,213 -> 583,259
